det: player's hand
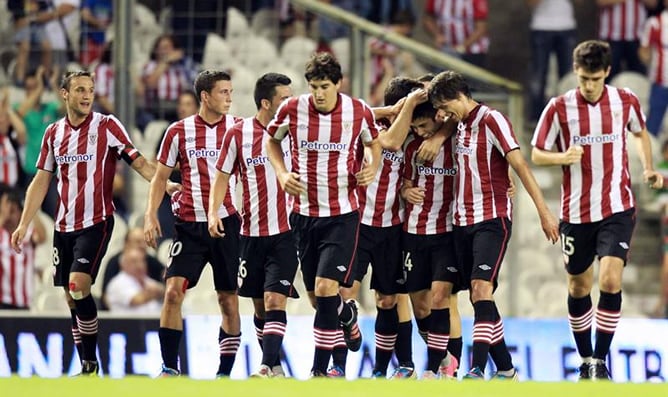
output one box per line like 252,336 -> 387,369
539,210 -> 559,244
562,145 -> 584,165
143,212 -> 162,249
416,134 -> 445,163
10,225 -> 27,254
355,164 -> 377,186
644,169 -> 664,190
507,175 -> 516,199
406,88 -> 428,107
166,180 -> 182,197
278,172 -> 305,196
208,212 -> 225,238
403,187 -> 426,205
388,97 -> 406,117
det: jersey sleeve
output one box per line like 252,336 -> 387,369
35,123 -> 56,172
156,121 -> 180,168
623,89 -> 647,133
267,97 -> 294,140
216,125 -> 240,175
485,110 -> 519,155
105,114 -> 141,164
359,100 -> 380,144
531,97 -> 562,150
473,0 -> 488,20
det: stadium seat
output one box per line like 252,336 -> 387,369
610,71 -> 650,111
280,36 -> 317,71
250,8 -> 279,44
236,35 -> 279,72
33,288 -> 69,314
556,73 -> 578,99
330,37 -> 351,74
257,62 -> 307,97
143,120 -> 170,158
201,33 -> 232,71
226,7 -> 249,41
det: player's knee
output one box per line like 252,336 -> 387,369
264,292 -> 287,310
598,273 -> 621,293
164,284 -> 185,305
68,281 -> 88,300
217,292 -> 239,314
375,294 -> 397,309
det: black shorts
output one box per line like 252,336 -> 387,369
53,217 -> 115,287
559,208 -> 636,275
402,231 -> 461,293
165,215 -> 240,291
237,232 -> 300,299
290,211 -> 360,291
354,224 -> 406,295
453,217 -> 512,290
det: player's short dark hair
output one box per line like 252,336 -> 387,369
60,71 -> 93,90
194,70 -> 231,100
417,73 -> 436,84
304,52 -> 342,84
428,70 -> 471,104
0,184 -> 23,210
573,40 -> 612,73
254,73 -> 292,109
384,77 -> 423,106
411,102 -> 437,122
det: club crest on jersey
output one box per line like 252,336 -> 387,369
185,137 -> 196,143
88,134 -> 97,145
342,122 -> 352,132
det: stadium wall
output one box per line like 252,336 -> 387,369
0,315 -> 666,382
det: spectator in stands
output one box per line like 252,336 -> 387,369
79,0 -> 112,67
171,0 -> 227,64
317,1 -> 372,46
105,246 -> 164,314
367,0 -> 415,25
92,42 -> 114,114
43,0 -> 80,70
140,34 -> 198,126
423,0 -> 489,68
7,0 -> 52,86
369,10 -> 416,106
14,67 -> 62,216
527,0 -> 579,123
639,1 -> 668,137
100,226 -> 166,309
597,0 -> 653,80
0,184 -> 46,309
0,88 -> 27,187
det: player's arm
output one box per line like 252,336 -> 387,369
208,170 -> 231,238
400,178 -> 425,204
11,170 -> 53,253
531,145 -> 583,166
378,88 -> 427,151
506,149 -> 559,243
357,138 -> 383,186
129,153 -> 180,195
632,128 -> 663,189
267,137 -> 304,196
143,163 -> 173,249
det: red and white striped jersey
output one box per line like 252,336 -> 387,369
641,10 -> 668,86
453,104 -> 516,226
94,62 -> 114,103
216,117 -> 291,236
425,0 -> 489,54
0,134 -> 20,186
267,93 -> 379,217
158,114 -> 240,222
0,226 -> 34,309
531,86 -> 644,223
403,135 -> 456,234
598,0 -> 646,41
142,60 -> 189,102
37,112 -> 140,232
358,121 -> 405,227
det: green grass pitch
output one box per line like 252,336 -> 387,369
0,376 -> 665,397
